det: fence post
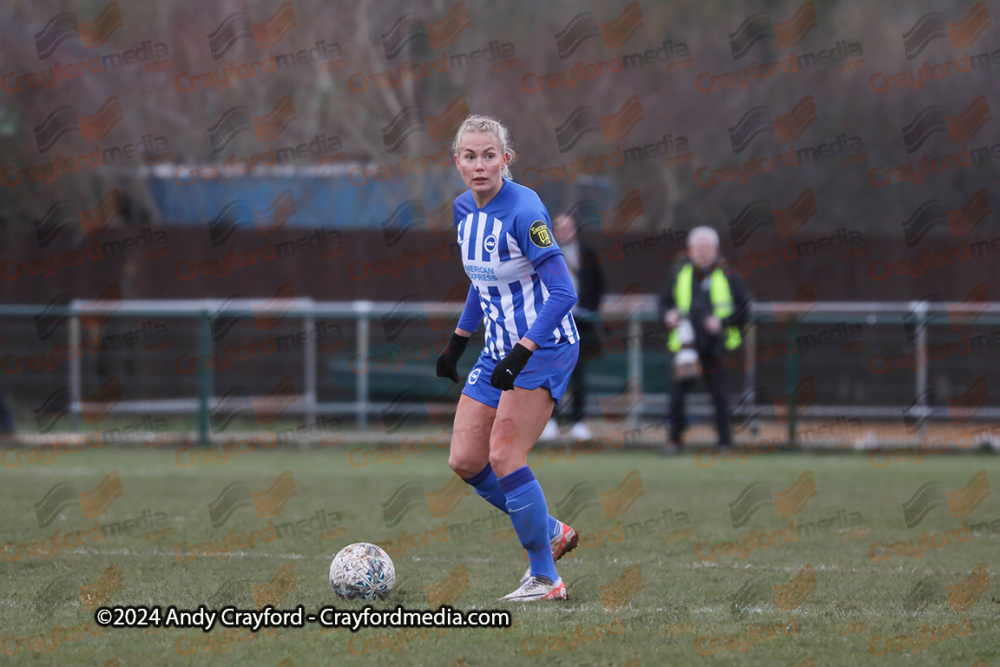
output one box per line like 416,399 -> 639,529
626,318 -> 643,428
355,301 -> 371,431
744,323 -> 756,431
786,323 -> 799,449
197,311 -> 211,446
304,310 -> 317,435
69,309 -> 82,433
913,301 -> 929,439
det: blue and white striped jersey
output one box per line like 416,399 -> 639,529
454,179 -> 579,358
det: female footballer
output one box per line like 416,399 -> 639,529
435,115 -> 580,602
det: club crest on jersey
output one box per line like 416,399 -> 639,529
529,220 -> 554,248
468,368 -> 481,384
483,234 -> 498,254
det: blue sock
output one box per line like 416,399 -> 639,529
498,466 -> 558,582
465,464 -> 560,539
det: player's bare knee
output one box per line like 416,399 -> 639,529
448,452 -> 483,478
488,445 -> 524,477
487,450 -> 510,476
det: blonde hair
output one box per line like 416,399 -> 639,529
452,115 -> 516,179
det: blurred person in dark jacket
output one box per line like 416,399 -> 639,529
0,386 -> 13,436
541,212 -> 606,441
659,227 -> 750,454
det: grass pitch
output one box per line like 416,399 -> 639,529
1,443 -> 998,666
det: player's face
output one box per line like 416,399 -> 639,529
689,237 -> 718,267
455,131 -> 508,204
553,215 -> 577,245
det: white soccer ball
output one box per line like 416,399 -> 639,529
329,542 -> 395,601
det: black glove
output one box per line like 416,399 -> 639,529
436,333 -> 470,382
491,343 -> 533,390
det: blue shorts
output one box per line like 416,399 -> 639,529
462,343 -> 580,409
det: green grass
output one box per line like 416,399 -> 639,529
1,445 -> 998,666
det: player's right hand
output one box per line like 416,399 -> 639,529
436,333 -> 471,383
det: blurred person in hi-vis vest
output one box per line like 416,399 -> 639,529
658,227 -> 751,455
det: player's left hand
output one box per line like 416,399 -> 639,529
490,344 -> 533,390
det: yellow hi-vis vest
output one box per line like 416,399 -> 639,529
668,264 -> 742,353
